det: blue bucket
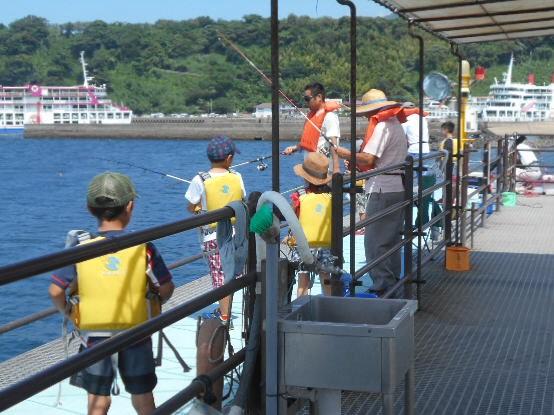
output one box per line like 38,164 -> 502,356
355,292 -> 378,299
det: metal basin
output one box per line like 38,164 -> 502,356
278,295 -> 417,393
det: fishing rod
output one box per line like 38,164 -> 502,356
217,31 -> 338,151
94,155 -> 272,184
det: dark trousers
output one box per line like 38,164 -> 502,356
364,191 -> 405,292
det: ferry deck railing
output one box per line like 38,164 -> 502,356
0,207 -> 258,414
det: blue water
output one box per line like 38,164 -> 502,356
0,137 -> 304,361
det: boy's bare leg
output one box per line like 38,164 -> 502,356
219,294 -> 233,322
296,272 -> 311,297
320,272 -> 332,296
131,392 -> 155,415
88,394 -> 111,415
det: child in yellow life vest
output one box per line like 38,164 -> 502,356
185,136 -> 245,324
48,172 -> 175,414
291,152 -> 335,297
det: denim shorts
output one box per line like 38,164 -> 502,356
70,337 -> 157,396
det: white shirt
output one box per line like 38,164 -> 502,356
362,117 -> 408,193
185,170 -> 246,241
317,111 -> 341,154
517,142 -> 538,167
402,113 -> 430,154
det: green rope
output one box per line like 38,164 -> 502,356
249,204 -> 274,234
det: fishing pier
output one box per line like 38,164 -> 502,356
1,1 -> 554,414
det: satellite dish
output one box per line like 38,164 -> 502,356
423,72 -> 452,101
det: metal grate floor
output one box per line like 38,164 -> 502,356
342,196 -> 554,414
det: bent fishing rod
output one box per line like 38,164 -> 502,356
217,31 -> 339,151
94,155 -> 272,184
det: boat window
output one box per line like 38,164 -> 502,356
116,113 -> 122,119
81,113 -> 87,119
71,113 -> 78,120
15,114 -> 24,120
54,121 -> 61,124
124,113 -> 130,119
6,114 -> 13,120
72,121 -> 78,124
63,113 -> 69,119
90,113 -> 96,119
98,113 -> 105,119
54,113 -> 60,119
63,120 -> 69,124
107,113 -> 114,119
0,114 -> 3,120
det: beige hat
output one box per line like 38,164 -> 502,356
356,89 -> 398,115
293,152 -> 332,185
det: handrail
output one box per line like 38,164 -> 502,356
0,271 -> 256,412
0,249 -> 218,335
0,207 -> 234,286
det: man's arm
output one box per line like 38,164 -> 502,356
187,202 -> 201,213
283,144 -> 300,155
330,137 -> 340,173
49,283 -> 67,313
335,146 -> 378,170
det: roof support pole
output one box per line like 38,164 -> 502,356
336,0 -> 357,285
451,45 -> 463,245
271,0 -> 279,192
408,24 -> 424,303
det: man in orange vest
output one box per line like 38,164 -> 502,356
335,89 -> 408,296
283,82 -> 341,165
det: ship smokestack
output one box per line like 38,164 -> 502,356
528,73 -> 536,85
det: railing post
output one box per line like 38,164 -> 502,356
444,143 -> 454,245
470,202 -> 477,249
502,134 -> 509,192
496,137 -> 503,212
403,157 -> 414,300
460,146 -> 470,246
481,142 -> 490,227
331,172 -> 346,295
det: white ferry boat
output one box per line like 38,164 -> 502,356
425,99 -> 458,120
0,52 -> 132,134
471,54 -> 554,122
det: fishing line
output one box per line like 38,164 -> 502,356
217,31 -> 339,151
94,155 -> 272,184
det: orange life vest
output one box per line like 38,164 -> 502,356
357,106 -> 408,172
299,101 -> 341,152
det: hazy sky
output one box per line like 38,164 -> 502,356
1,0 -> 389,25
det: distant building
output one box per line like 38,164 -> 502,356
255,103 -> 296,118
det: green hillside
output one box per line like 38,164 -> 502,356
0,15 -> 553,114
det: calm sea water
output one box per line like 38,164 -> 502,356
0,137 -> 304,361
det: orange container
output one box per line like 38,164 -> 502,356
445,246 -> 471,271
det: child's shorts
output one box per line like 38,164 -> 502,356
71,337 -> 157,396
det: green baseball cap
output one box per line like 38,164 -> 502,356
87,172 -> 137,208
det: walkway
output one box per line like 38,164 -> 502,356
343,195 -> 554,414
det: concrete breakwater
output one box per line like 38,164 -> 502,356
24,117 -> 449,141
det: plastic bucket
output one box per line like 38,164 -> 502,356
445,246 -> 471,271
502,191 -> 517,207
355,292 -> 378,299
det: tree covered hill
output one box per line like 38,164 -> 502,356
1,15 -> 553,114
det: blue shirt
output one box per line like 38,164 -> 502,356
51,230 -> 172,289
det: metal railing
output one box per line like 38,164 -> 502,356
0,207 -> 258,414
331,150 -> 453,303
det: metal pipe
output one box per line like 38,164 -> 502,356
408,24 -> 424,302
271,0 -> 279,192
403,156 -> 414,299
265,242 -> 279,415
344,161 -> 407,183
444,141 -> 454,245
153,348 -> 247,415
0,207 -> 234,286
0,272 -> 256,412
470,202 -> 477,249
337,0 -> 357,281
454,48 -> 463,245
331,172 -> 346,293
345,198 -> 411,235
355,238 -> 410,279
460,146 -> 470,246
482,143 -> 490,227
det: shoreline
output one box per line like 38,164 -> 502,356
23,117 -> 449,140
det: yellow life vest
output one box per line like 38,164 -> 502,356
73,237 -> 150,332
201,170 -> 243,228
299,192 -> 332,248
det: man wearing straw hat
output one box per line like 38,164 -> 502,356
335,89 -> 408,296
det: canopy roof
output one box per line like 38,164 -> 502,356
377,0 -> 554,44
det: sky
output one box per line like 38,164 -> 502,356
1,0 -> 389,25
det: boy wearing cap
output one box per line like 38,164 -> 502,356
48,172 -> 174,415
290,152 -> 338,297
185,136 -> 246,323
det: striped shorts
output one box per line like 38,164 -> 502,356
203,239 -> 224,288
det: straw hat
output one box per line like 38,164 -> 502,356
293,153 -> 332,185
356,89 -> 398,115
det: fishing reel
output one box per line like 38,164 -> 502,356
257,161 -> 268,171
